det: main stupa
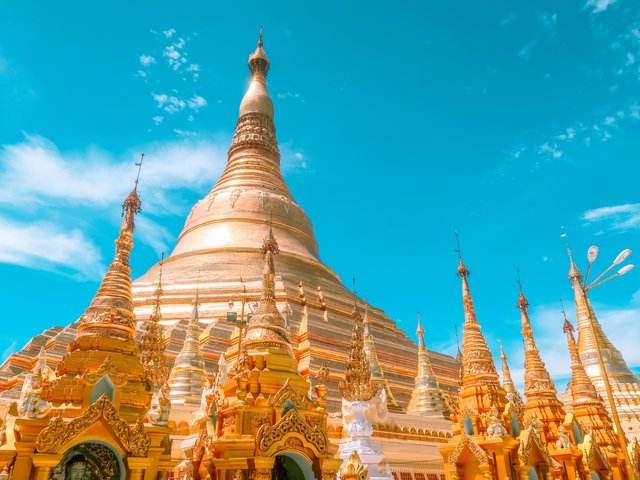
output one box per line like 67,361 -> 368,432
0,33 -> 459,412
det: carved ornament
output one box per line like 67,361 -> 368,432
447,433 -> 489,468
36,394 -> 151,456
256,409 -> 327,457
82,356 -> 128,387
269,378 -> 308,409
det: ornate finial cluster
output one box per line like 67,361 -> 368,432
261,221 -> 279,255
340,306 -> 378,402
339,451 -> 368,480
77,160 -> 144,341
139,255 -> 170,389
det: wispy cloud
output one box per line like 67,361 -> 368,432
135,28 -> 205,131
0,133 -> 229,276
582,203 -> 640,231
518,40 -> 538,60
585,0 -> 618,13
0,215 -> 104,280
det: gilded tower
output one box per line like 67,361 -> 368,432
406,314 -> 449,419
517,286 -> 566,446
567,256 -> 640,440
6,184 -> 174,479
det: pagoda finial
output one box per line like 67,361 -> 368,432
248,27 -> 270,79
517,276 -> 557,401
416,312 -> 425,349
499,343 -> 517,396
258,26 -> 263,48
340,305 -> 378,402
564,317 -> 600,405
456,251 -> 500,389
77,160 -> 143,341
406,313 -> 449,417
243,224 -> 290,351
139,253 -> 170,389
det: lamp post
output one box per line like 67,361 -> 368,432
576,246 -> 636,479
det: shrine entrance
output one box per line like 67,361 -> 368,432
51,441 -> 125,480
272,452 -> 314,480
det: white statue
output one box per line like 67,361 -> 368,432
556,424 -> 571,449
147,384 -> 171,426
19,371 -> 50,419
486,407 -> 507,438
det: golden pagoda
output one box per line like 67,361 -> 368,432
440,256 -> 520,480
517,285 -> 566,446
563,318 -> 628,477
2,182 -> 175,479
566,255 -> 640,440
196,223 -> 342,480
405,314 -> 450,419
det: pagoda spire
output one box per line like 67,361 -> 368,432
499,346 -> 518,398
406,313 -> 449,418
243,223 -> 291,352
76,156 -> 143,342
517,283 -> 557,400
362,307 -> 401,411
139,254 -> 170,390
564,318 -> 618,448
516,277 -> 566,444
457,256 -> 500,389
168,291 -> 206,422
340,303 -> 378,402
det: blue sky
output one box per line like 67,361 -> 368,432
1,0 -> 639,390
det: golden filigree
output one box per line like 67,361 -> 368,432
82,356 -> 128,387
447,433 -> 489,468
256,409 -> 327,456
518,423 -> 554,467
340,307 -> 379,402
269,378 -> 308,409
36,394 -> 150,456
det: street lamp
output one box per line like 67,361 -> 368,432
576,246 -> 636,479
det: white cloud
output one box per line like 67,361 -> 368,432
518,40 -> 538,60
136,216 -> 175,255
153,93 -> 186,113
187,95 -> 207,111
536,11 -> 558,28
162,28 -> 176,38
582,203 -> 640,231
173,128 -> 196,137
0,215 -> 104,280
0,133 -> 228,215
277,91 -> 303,101
585,0 -> 618,13
139,55 -> 156,67
152,115 -> 164,125
537,142 -> 563,159
499,12 -> 518,27
279,143 -> 308,172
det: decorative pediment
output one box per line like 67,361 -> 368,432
447,433 -> 489,468
518,424 -> 554,467
579,433 -> 611,472
269,378 -> 308,410
82,356 -> 128,387
36,394 -> 150,456
256,409 -> 327,459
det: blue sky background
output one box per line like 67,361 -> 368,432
1,0 -> 639,390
